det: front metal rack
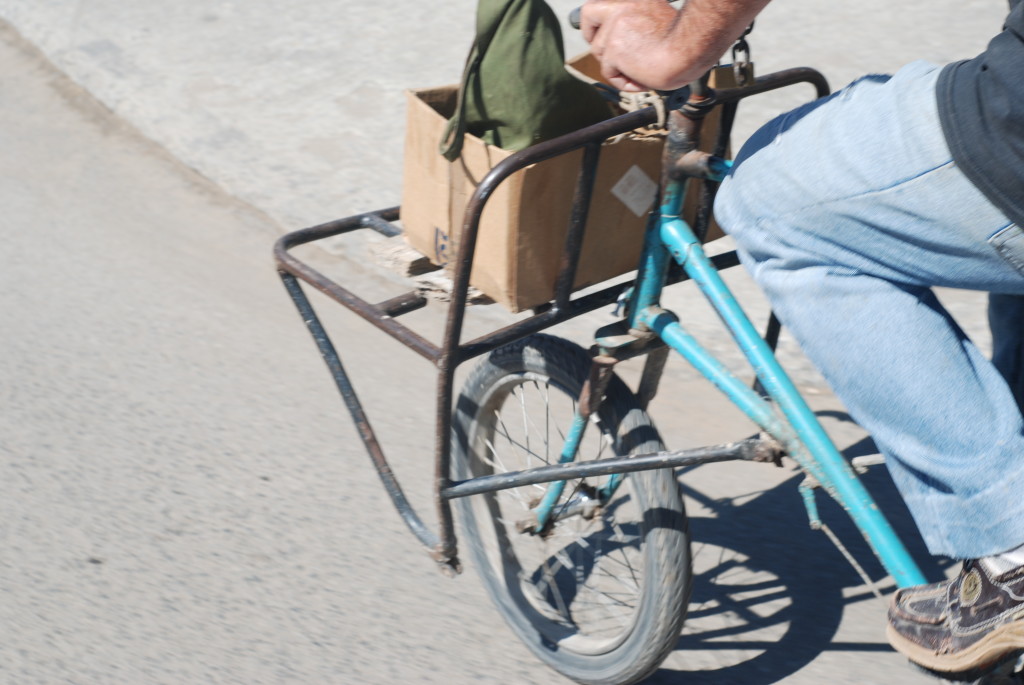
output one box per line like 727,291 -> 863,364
274,68 -> 830,574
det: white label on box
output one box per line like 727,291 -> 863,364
611,165 -> 657,218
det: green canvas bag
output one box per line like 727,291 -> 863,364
439,0 -> 612,161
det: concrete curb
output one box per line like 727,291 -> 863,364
0,0 -> 1005,233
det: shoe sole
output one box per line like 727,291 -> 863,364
887,620 -> 1024,675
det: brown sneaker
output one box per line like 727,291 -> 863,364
887,559 -> 1024,677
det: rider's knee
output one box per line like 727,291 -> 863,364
714,174 -> 761,252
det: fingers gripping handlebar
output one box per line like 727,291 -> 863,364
567,3 -> 705,105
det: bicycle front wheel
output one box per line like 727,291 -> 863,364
452,334 -> 692,685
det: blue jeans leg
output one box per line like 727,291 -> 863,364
716,61 -> 1024,558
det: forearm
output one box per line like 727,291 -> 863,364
664,0 -> 770,85
582,0 -> 772,91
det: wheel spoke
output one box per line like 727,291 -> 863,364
544,382 -> 551,465
517,386 -> 531,460
540,558 -> 572,623
493,413 -> 550,466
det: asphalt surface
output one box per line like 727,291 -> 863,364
0,1 -> 1012,684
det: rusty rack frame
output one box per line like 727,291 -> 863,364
274,68 -> 830,573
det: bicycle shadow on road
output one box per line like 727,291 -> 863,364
646,426 -> 951,684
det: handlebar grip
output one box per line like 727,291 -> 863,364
569,6 -> 581,29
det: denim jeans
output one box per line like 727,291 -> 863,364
715,60 -> 1024,559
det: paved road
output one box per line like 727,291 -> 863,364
1,1 -> 1011,683
0,19 -> 984,685
0,26 -> 539,685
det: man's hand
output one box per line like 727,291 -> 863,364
581,0 -> 680,91
580,0 -> 771,92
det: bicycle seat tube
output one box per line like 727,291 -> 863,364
627,77 -> 729,329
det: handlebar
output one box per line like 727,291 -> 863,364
569,6 -> 582,29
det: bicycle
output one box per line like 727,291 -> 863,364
273,53 -> 1023,684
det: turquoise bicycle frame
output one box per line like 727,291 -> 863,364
532,111 -> 927,590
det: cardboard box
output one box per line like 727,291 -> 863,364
400,56 -> 731,312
